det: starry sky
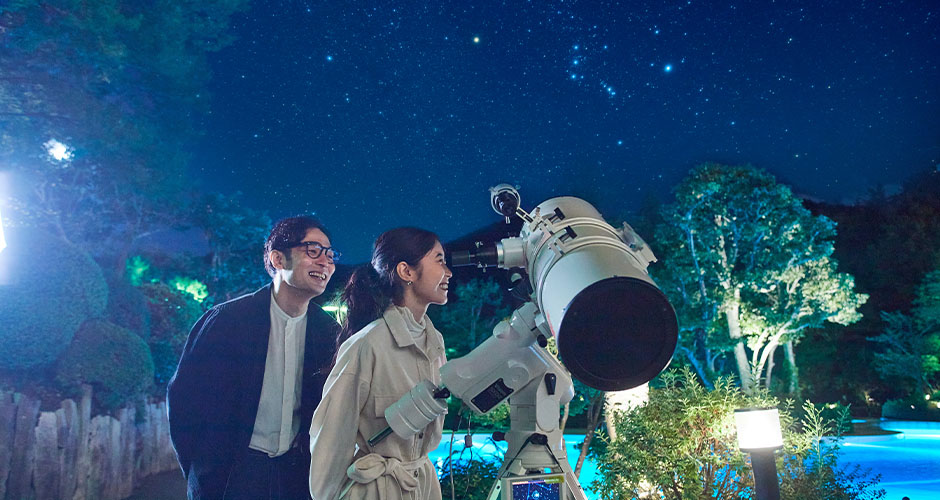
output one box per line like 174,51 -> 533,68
192,0 -> 939,263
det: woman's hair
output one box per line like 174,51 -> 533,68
335,227 -> 440,353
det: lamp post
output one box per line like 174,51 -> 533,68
735,407 -> 783,500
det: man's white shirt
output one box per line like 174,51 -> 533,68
248,292 -> 307,457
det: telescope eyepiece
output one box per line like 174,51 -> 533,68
449,242 -> 499,268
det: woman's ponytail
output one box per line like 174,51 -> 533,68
335,265 -> 391,353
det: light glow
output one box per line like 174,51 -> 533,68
0,207 -> 6,254
735,407 -> 783,451
44,138 -> 73,161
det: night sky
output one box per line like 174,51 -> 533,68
192,0 -> 939,263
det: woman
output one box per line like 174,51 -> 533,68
309,227 -> 452,500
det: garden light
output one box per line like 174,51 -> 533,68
735,407 -> 782,500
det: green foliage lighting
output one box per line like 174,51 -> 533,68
169,275 -> 209,303
126,255 -> 151,286
141,283 -> 205,385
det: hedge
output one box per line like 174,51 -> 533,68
55,319 -> 155,411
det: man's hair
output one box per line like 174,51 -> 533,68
264,215 -> 331,277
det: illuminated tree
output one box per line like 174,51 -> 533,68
655,163 -> 866,394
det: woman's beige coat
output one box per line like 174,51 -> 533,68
309,307 -> 447,500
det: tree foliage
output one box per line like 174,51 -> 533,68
0,0 -> 248,274
654,163 -> 866,393
189,192 -> 272,305
870,268 -> 940,397
0,230 -> 107,370
55,319 -> 154,411
432,278 -> 513,357
140,282 -> 204,386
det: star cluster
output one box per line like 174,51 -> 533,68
194,0 -> 938,262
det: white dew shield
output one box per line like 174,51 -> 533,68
524,197 -> 679,392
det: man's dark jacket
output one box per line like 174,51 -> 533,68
167,284 -> 339,499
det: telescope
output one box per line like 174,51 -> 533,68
376,185 -> 678,500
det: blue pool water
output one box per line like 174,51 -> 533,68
431,421 -> 940,500
839,420 -> 940,500
430,433 -> 601,499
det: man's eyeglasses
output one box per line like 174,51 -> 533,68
291,241 -> 341,262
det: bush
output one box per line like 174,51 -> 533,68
881,397 -> 940,421
435,444 -> 502,500
0,230 -> 107,370
106,276 -> 151,340
592,368 -> 884,500
140,282 -> 204,385
779,403 -> 885,500
55,319 -> 154,411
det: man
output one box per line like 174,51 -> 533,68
168,216 -> 341,499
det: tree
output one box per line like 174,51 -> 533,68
190,192 -> 272,305
741,256 -> 867,393
0,0 -> 248,276
432,278 -> 512,356
655,163 -> 866,394
870,268 -> 940,398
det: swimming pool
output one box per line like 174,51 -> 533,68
839,420 -> 940,499
430,433 -> 601,499
431,421 -> 940,500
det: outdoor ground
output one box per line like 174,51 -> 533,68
125,471 -> 186,500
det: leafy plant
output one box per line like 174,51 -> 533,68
591,368 -> 884,500
140,282 -> 205,385
435,433 -> 503,500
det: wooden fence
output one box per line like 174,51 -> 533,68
0,387 -> 178,500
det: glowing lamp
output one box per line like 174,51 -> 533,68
735,407 -> 782,500
734,407 -> 783,451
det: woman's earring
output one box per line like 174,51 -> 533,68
406,281 -> 413,286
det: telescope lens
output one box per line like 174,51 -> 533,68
556,277 -> 678,391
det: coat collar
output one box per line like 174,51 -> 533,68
382,307 -> 445,361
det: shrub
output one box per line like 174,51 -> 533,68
435,442 -> 502,500
779,403 -> 885,500
106,276 -> 151,340
592,368 -> 884,500
140,282 -> 204,385
0,231 -> 107,370
55,319 -> 154,411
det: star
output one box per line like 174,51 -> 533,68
664,64 -> 673,72
473,36 -> 480,44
